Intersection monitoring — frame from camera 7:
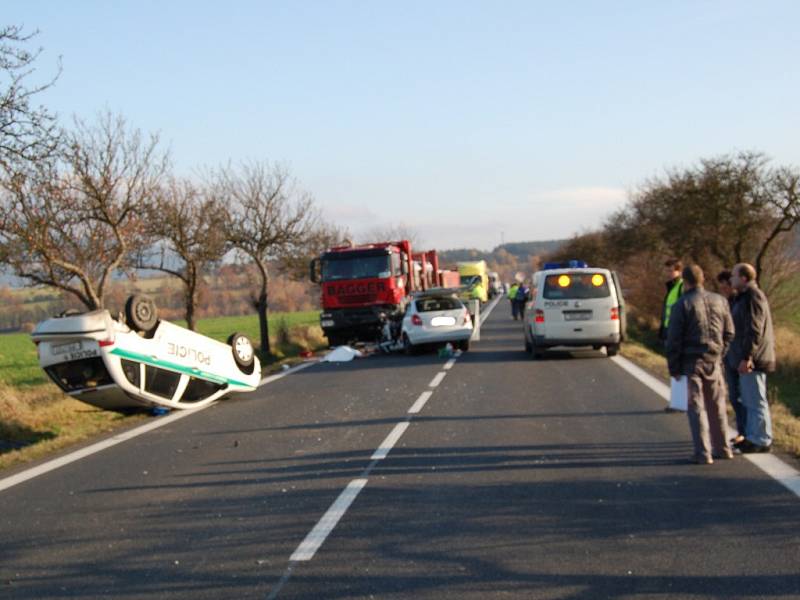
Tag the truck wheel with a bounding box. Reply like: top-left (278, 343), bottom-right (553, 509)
top-left (606, 344), bottom-right (620, 357)
top-left (125, 295), bottom-right (158, 333)
top-left (228, 332), bottom-right (255, 373)
top-left (459, 339), bottom-right (470, 352)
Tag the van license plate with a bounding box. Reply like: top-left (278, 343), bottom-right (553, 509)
top-left (52, 341), bottom-right (82, 355)
top-left (564, 311), bottom-right (592, 321)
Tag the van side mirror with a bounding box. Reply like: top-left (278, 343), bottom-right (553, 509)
top-left (309, 258), bottom-right (320, 283)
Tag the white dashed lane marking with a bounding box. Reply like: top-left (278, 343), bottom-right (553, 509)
top-left (371, 421), bottom-right (411, 460)
top-left (408, 391), bottom-right (433, 414)
top-left (429, 372), bottom-right (447, 388)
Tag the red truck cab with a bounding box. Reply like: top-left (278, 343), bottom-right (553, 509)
top-left (311, 241), bottom-right (413, 346)
top-left (310, 240), bottom-right (451, 346)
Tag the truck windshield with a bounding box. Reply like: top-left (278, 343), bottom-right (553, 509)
top-left (321, 255), bottom-right (392, 281)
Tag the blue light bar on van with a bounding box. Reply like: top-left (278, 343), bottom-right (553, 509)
top-left (543, 260), bottom-right (588, 270)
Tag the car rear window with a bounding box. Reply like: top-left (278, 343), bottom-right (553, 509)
top-left (543, 272), bottom-right (611, 299)
top-left (415, 297), bottom-right (463, 312)
top-left (45, 357), bottom-right (114, 392)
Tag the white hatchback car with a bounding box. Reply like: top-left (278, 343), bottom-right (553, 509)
top-left (31, 295), bottom-right (261, 411)
top-left (523, 267), bottom-right (626, 358)
top-left (400, 291), bottom-right (473, 354)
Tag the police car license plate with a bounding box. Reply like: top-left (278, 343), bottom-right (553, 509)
top-left (563, 311), bottom-right (592, 321)
top-left (52, 341), bottom-right (82, 355)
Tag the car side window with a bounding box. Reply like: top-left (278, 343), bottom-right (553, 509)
top-left (121, 359), bottom-right (141, 388)
top-left (144, 365), bottom-right (181, 399)
top-left (182, 377), bottom-right (225, 403)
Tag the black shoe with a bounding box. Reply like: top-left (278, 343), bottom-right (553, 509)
top-left (737, 439), bottom-right (772, 454)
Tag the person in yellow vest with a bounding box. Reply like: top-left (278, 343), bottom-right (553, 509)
top-left (659, 258), bottom-right (684, 342)
top-left (469, 278), bottom-right (487, 303)
top-left (508, 282), bottom-right (520, 320)
top-left (661, 258), bottom-right (685, 413)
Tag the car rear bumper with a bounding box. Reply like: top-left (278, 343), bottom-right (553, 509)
top-left (408, 328), bottom-right (472, 345)
top-left (533, 334), bottom-right (620, 347)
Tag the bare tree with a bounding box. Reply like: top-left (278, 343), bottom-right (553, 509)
top-left (137, 178), bottom-right (229, 330)
top-left (359, 222), bottom-right (424, 248)
top-left (0, 25), bottom-right (61, 174)
top-left (0, 112), bottom-right (168, 309)
top-left (218, 161), bottom-right (319, 355)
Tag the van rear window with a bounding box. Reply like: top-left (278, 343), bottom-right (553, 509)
top-left (543, 273), bottom-right (611, 299)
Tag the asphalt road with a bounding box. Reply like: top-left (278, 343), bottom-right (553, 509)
top-left (2, 302), bottom-right (800, 599)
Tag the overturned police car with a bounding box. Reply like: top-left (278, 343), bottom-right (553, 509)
top-left (31, 295), bottom-right (261, 411)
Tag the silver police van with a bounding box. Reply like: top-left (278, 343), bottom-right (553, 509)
top-left (523, 262), bottom-right (626, 359)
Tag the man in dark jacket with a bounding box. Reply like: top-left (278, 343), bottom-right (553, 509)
top-left (728, 263), bottom-right (776, 453)
top-left (667, 265), bottom-right (735, 464)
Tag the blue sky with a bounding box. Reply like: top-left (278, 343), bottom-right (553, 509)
top-left (7, 1), bottom-right (800, 250)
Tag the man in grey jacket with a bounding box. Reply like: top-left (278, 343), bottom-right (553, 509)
top-left (728, 263), bottom-right (776, 453)
top-left (667, 265), bottom-right (735, 464)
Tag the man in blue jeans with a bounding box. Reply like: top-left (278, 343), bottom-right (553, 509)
top-left (728, 263), bottom-right (776, 453)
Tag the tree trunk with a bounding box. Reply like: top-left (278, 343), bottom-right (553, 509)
top-left (185, 284), bottom-right (196, 331)
top-left (185, 266), bottom-right (197, 331)
top-left (257, 290), bottom-right (270, 356)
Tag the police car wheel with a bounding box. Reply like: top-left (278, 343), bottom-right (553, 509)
top-left (125, 295), bottom-right (158, 333)
top-left (228, 332), bottom-right (255, 370)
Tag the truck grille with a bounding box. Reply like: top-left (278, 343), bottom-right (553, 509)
top-left (338, 294), bottom-right (377, 305)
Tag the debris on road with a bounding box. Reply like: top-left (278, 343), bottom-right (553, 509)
top-left (323, 346), bottom-right (364, 362)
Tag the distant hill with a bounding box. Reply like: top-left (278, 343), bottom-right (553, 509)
top-left (438, 239), bottom-right (566, 266)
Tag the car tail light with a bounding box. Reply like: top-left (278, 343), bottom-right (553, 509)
top-left (534, 309), bottom-right (545, 323)
top-left (99, 339), bottom-right (115, 347)
top-left (610, 307), bottom-right (619, 321)
top-left (411, 314), bottom-right (423, 326)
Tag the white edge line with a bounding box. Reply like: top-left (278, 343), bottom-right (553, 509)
top-left (290, 478), bottom-right (368, 561)
top-left (479, 295), bottom-right (501, 325)
top-left (744, 454), bottom-right (800, 498)
top-left (371, 421), bottom-right (410, 460)
top-left (0, 359), bottom-right (321, 494)
top-left (429, 371), bottom-right (447, 388)
top-left (443, 358), bottom-right (457, 370)
top-left (260, 359), bottom-right (318, 385)
top-left (610, 355), bottom-right (800, 500)
top-left (408, 391), bottom-right (433, 414)
top-left (610, 355), bottom-right (669, 401)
